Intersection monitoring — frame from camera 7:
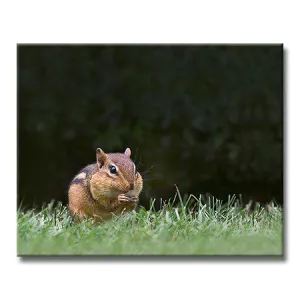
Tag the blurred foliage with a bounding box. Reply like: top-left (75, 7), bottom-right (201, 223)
top-left (18, 45), bottom-right (283, 208)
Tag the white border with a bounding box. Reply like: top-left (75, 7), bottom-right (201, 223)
top-left (1, 1), bottom-right (299, 300)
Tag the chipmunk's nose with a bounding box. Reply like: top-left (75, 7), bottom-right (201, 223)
top-left (129, 183), bottom-right (134, 190)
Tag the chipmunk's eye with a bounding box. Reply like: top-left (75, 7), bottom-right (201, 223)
top-left (109, 165), bottom-right (117, 174)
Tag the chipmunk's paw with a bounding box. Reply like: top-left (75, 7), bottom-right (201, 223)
top-left (118, 194), bottom-right (138, 202)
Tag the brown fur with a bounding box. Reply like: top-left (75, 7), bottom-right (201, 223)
top-left (68, 148), bottom-right (143, 222)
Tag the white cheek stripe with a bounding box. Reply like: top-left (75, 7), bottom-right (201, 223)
top-left (134, 164), bottom-right (136, 177)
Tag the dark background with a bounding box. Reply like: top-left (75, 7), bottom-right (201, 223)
top-left (18, 45), bottom-right (284, 209)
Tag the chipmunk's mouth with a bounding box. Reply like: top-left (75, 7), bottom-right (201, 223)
top-left (115, 183), bottom-right (134, 193)
top-left (116, 186), bottom-right (133, 194)
top-left (114, 188), bottom-right (130, 194)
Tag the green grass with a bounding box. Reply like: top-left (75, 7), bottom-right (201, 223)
top-left (17, 194), bottom-right (283, 256)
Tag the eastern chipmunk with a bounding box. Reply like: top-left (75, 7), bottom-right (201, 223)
top-left (68, 148), bottom-right (143, 222)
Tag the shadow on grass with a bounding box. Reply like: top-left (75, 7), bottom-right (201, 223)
top-left (19, 254), bottom-right (285, 263)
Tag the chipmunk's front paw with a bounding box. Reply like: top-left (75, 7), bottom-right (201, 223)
top-left (118, 194), bottom-right (130, 202)
top-left (118, 194), bottom-right (138, 203)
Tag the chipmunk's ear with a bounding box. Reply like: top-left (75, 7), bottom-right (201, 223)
top-left (96, 148), bottom-right (108, 168)
top-left (124, 148), bottom-right (131, 158)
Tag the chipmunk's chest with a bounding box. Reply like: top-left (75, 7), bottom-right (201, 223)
top-left (95, 196), bottom-right (136, 213)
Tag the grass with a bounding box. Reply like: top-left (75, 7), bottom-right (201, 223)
top-left (17, 193), bottom-right (283, 256)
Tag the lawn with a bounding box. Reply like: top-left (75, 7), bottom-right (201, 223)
top-left (17, 194), bottom-right (283, 256)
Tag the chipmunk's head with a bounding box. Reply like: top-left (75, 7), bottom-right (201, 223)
top-left (91, 147), bottom-right (141, 197)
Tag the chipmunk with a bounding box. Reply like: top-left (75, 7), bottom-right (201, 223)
top-left (68, 148), bottom-right (143, 222)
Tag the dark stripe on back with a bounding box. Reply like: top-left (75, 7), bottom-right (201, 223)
top-left (71, 177), bottom-right (84, 185)
top-left (69, 164), bottom-right (97, 188)
top-left (79, 164), bottom-right (97, 175)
